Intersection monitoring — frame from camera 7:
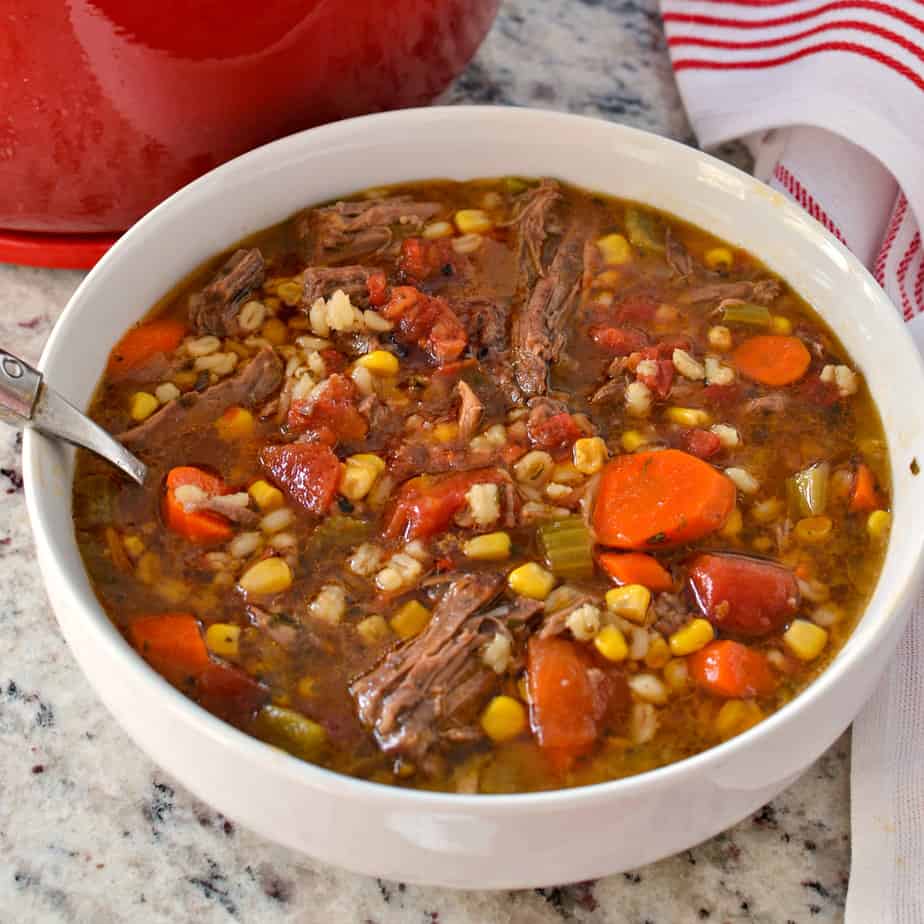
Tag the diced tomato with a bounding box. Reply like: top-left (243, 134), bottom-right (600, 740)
top-left (398, 237), bottom-right (454, 282)
top-left (688, 640), bottom-right (777, 698)
top-left (385, 468), bottom-right (506, 540)
top-left (615, 293), bottom-right (659, 324)
top-left (382, 285), bottom-right (467, 363)
top-left (527, 637), bottom-right (607, 770)
top-left (260, 442), bottom-right (340, 515)
top-left (680, 428), bottom-right (722, 460)
top-left (367, 270), bottom-right (388, 307)
top-left (687, 553), bottom-right (800, 637)
top-left (320, 348), bottom-right (347, 374)
top-left (589, 326), bottom-right (648, 355)
top-left (701, 383), bottom-right (743, 406)
top-left (527, 412), bottom-right (583, 451)
top-left (642, 337), bottom-right (691, 359)
top-left (798, 374), bottom-right (841, 407)
top-left (287, 373), bottom-right (368, 443)
top-left (637, 358), bottom-right (674, 398)
top-left (198, 662), bottom-right (268, 721)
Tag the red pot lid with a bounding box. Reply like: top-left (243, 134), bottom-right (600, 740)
top-left (0, 230), bottom-right (119, 270)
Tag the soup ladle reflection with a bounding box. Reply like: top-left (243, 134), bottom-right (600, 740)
top-left (0, 348), bottom-right (146, 486)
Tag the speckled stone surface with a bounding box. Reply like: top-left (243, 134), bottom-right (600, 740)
top-left (0, 2), bottom-right (848, 921)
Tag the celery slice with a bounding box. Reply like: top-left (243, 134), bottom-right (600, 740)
top-left (787, 462), bottom-right (830, 517)
top-left (538, 516), bottom-right (595, 579)
top-left (721, 302), bottom-right (772, 326)
top-left (625, 207), bottom-right (665, 253)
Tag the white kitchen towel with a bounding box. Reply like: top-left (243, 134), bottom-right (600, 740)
top-left (656, 1), bottom-right (924, 920)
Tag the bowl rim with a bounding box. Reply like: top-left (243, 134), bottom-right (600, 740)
top-left (24, 104), bottom-right (924, 811)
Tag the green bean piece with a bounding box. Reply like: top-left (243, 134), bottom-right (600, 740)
top-left (625, 207), bottom-right (665, 253)
top-left (255, 705), bottom-right (326, 760)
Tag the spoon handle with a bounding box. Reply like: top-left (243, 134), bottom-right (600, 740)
top-left (0, 349), bottom-right (147, 486)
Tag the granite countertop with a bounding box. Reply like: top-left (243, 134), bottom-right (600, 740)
top-left (0, 1), bottom-right (850, 921)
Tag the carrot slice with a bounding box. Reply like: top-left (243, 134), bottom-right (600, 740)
top-left (688, 640), bottom-right (777, 699)
top-left (592, 450), bottom-right (736, 549)
top-left (163, 466), bottom-right (233, 544)
top-left (527, 637), bottom-right (603, 767)
top-left (107, 318), bottom-right (186, 377)
top-left (732, 334), bottom-right (811, 386)
top-left (597, 551), bottom-right (673, 591)
top-left (850, 463), bottom-right (880, 512)
top-left (129, 613), bottom-right (211, 684)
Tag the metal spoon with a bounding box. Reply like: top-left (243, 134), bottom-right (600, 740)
top-left (0, 348), bottom-right (147, 486)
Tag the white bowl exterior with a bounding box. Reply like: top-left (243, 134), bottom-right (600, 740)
top-left (24, 107), bottom-right (924, 888)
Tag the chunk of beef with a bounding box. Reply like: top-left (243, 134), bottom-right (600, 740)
top-left (119, 347), bottom-right (283, 456)
top-left (507, 178), bottom-right (562, 282)
top-left (453, 296), bottom-right (510, 363)
top-left (296, 196), bottom-right (441, 265)
top-left (651, 591), bottom-right (690, 636)
top-left (456, 380), bottom-right (483, 443)
top-left (511, 218), bottom-right (594, 397)
top-left (665, 228), bottom-right (694, 280)
top-left (388, 440), bottom-right (502, 483)
top-left (350, 574), bottom-right (503, 763)
top-left (302, 265), bottom-right (373, 308)
top-left (539, 593), bottom-right (594, 638)
top-left (188, 248), bottom-right (265, 337)
top-left (679, 278), bottom-right (782, 305)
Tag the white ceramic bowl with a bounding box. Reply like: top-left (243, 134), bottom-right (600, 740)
top-left (23, 107), bottom-right (924, 889)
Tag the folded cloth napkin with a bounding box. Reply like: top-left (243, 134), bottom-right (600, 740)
top-left (657, 2), bottom-right (924, 919)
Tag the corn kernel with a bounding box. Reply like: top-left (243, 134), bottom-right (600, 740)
top-left (605, 584), bottom-right (651, 624)
top-left (645, 636), bottom-right (672, 669)
top-left (508, 562), bottom-right (557, 600)
top-left (708, 325), bottom-right (733, 352)
top-left (704, 247), bottom-right (734, 271)
top-left (715, 700), bottom-right (763, 739)
top-left (433, 421), bottom-right (459, 443)
top-left (666, 407), bottom-right (711, 427)
top-left (621, 430), bottom-right (649, 452)
top-left (720, 507), bottom-right (743, 538)
top-left (122, 535), bottom-right (144, 559)
top-left (249, 479), bottom-right (285, 512)
top-left (463, 531), bottom-right (512, 561)
top-left (423, 220), bottom-right (453, 239)
top-left (136, 551), bottom-right (161, 584)
top-left (239, 557), bottom-right (292, 595)
top-left (215, 406), bottom-right (255, 440)
top-left (205, 623), bottom-right (241, 658)
top-left (794, 515), bottom-right (833, 544)
top-left (129, 391), bottom-right (159, 422)
top-left (390, 600), bottom-right (432, 639)
top-left (356, 615), bottom-right (391, 645)
top-left (594, 625), bottom-right (629, 662)
top-left (480, 695), bottom-right (527, 742)
top-left (573, 436), bottom-right (608, 475)
top-left (454, 209), bottom-right (494, 235)
top-left (340, 453), bottom-right (386, 501)
top-left (261, 318), bottom-right (288, 346)
top-left (669, 618), bottom-right (715, 656)
top-left (596, 232), bottom-right (633, 265)
top-left (771, 315), bottom-right (793, 334)
top-left (357, 350), bottom-right (399, 376)
top-left (867, 509), bottom-right (891, 540)
top-left (784, 619), bottom-right (828, 661)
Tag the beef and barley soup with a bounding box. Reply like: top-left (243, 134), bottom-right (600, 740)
top-left (73, 178), bottom-right (891, 793)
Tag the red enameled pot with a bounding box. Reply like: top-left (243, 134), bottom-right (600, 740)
top-left (0, 0), bottom-right (499, 268)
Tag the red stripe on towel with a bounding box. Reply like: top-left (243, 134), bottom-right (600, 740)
top-left (772, 164), bottom-right (848, 243)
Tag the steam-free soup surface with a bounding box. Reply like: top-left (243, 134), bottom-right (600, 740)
top-left (73, 177), bottom-right (890, 793)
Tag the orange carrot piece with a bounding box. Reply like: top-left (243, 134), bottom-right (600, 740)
top-left (129, 613), bottom-right (211, 684)
top-left (732, 335), bottom-right (811, 386)
top-left (688, 640), bottom-right (777, 699)
top-left (527, 637), bottom-right (601, 765)
top-left (163, 466), bottom-right (233, 544)
top-left (107, 318), bottom-right (186, 377)
top-left (592, 450), bottom-right (736, 549)
top-left (597, 551), bottom-right (673, 591)
top-left (850, 463), bottom-right (880, 512)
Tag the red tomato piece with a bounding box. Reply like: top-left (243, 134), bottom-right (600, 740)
top-left (382, 285), bottom-right (467, 363)
top-left (367, 270), bottom-right (388, 307)
top-left (385, 468), bottom-right (506, 540)
top-left (287, 373), bottom-right (368, 443)
top-left (637, 358), bottom-right (674, 398)
top-left (198, 663), bottom-right (268, 721)
top-left (527, 412), bottom-right (583, 451)
top-left (687, 553), bottom-right (800, 637)
top-left (260, 442), bottom-right (340, 515)
top-left (680, 428), bottom-right (722, 460)
top-left (398, 237), bottom-right (454, 282)
top-left (615, 293), bottom-right (659, 324)
top-left (701, 383), bottom-right (744, 406)
top-left (589, 326), bottom-right (648, 355)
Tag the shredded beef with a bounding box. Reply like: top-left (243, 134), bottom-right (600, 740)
top-left (507, 178), bottom-right (562, 282)
top-left (302, 265), bottom-right (373, 308)
top-left (679, 278), bottom-right (782, 306)
top-left (665, 228), bottom-right (694, 280)
top-left (119, 347), bottom-right (283, 456)
top-left (188, 248), bottom-right (265, 337)
top-left (350, 574), bottom-right (503, 762)
top-left (296, 196), bottom-right (441, 265)
top-left (456, 380), bottom-right (483, 442)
